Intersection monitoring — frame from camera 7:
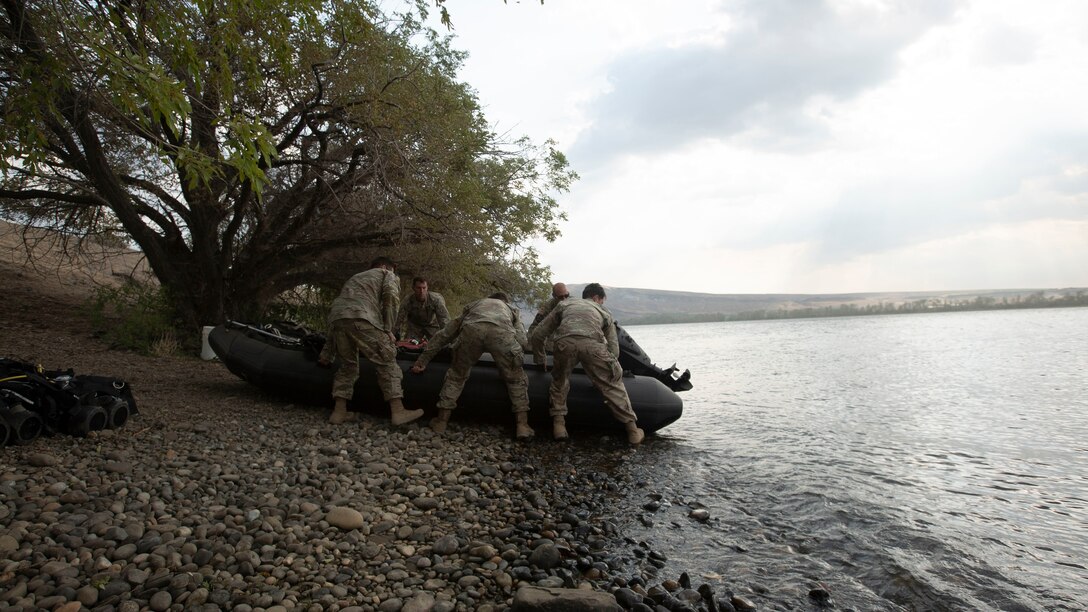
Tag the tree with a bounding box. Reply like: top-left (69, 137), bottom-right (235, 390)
top-left (1, 0), bottom-right (573, 327)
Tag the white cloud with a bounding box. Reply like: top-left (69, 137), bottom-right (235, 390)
top-left (437, 0), bottom-right (1088, 293)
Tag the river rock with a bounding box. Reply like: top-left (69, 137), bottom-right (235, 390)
top-left (403, 592), bottom-right (436, 612)
top-left (326, 506), bottom-right (365, 530)
top-left (0, 534), bottom-right (19, 554)
top-left (512, 586), bottom-right (622, 611)
top-left (528, 543), bottom-right (561, 569)
top-left (433, 535), bottom-right (459, 555)
top-left (27, 453), bottom-right (59, 466)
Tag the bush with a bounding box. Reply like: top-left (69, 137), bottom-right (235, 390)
top-left (262, 284), bottom-right (335, 331)
top-left (87, 281), bottom-right (184, 354)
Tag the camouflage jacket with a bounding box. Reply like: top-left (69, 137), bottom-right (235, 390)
top-left (527, 295), bottom-right (563, 338)
top-left (326, 268), bottom-right (400, 333)
top-left (416, 298), bottom-right (528, 367)
top-left (396, 292), bottom-right (450, 336)
top-left (529, 298), bottom-right (618, 358)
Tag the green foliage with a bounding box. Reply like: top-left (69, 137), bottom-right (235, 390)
top-left (262, 285), bottom-right (337, 330)
top-left (88, 282), bottom-right (183, 355)
top-left (1, 0), bottom-right (574, 327)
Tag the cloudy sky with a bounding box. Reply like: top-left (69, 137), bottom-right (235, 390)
top-left (435, 0), bottom-right (1088, 295)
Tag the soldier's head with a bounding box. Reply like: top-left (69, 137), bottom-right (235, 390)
top-left (552, 282), bottom-right (570, 300)
top-left (370, 256), bottom-right (395, 272)
top-left (412, 277), bottom-right (429, 301)
top-left (582, 283), bottom-right (606, 304)
top-left (488, 292), bottom-right (510, 303)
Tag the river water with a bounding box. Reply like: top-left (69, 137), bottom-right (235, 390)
top-left (609, 307), bottom-right (1088, 611)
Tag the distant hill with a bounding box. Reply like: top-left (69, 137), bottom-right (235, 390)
top-left (520, 284), bottom-right (1088, 326)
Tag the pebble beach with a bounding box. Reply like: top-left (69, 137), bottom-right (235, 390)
top-left (0, 249), bottom-right (761, 612)
top-left (1, 383), bottom-right (748, 612)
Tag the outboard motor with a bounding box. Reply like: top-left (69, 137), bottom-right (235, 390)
top-left (616, 324), bottom-right (693, 392)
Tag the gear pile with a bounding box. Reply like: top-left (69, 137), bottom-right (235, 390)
top-left (0, 358), bottom-right (138, 447)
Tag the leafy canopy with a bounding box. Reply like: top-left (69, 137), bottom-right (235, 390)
top-left (1, 0), bottom-right (574, 327)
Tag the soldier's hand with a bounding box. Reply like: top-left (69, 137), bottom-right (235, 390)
top-left (410, 363), bottom-right (426, 374)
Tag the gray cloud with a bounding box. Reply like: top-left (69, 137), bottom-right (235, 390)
top-left (570, 0), bottom-right (961, 166)
top-left (726, 130), bottom-right (1088, 262)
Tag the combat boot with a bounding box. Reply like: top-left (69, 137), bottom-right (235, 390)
top-left (389, 398), bottom-right (423, 426)
top-left (430, 409), bottom-right (453, 433)
top-left (329, 398), bottom-right (356, 424)
top-left (552, 415), bottom-right (568, 440)
top-left (625, 421), bottom-right (645, 445)
top-left (514, 412), bottom-right (534, 441)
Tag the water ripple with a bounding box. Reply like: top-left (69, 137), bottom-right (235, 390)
top-left (619, 308), bottom-right (1088, 611)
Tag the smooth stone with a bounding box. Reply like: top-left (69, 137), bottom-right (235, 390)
top-left (0, 534), bottom-right (21, 553)
top-left (614, 588), bottom-right (642, 608)
top-left (149, 590), bottom-right (173, 611)
top-left (378, 598), bottom-right (403, 612)
top-left (76, 585), bottom-right (99, 606)
top-left (528, 544), bottom-right (561, 570)
top-left (412, 497), bottom-right (439, 511)
top-left (512, 586), bottom-right (622, 611)
top-left (326, 506), bottom-right (365, 530)
top-left (403, 592), bottom-right (436, 612)
top-left (432, 535), bottom-right (459, 555)
top-left (732, 595), bottom-right (757, 611)
top-left (104, 461), bottom-right (133, 474)
top-left (28, 453), bottom-right (59, 467)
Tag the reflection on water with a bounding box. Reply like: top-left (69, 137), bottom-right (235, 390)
top-left (618, 308), bottom-right (1088, 611)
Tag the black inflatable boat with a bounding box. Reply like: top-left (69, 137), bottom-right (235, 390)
top-left (208, 321), bottom-right (690, 435)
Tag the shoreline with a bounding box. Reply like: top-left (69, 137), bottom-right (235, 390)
top-left (0, 252), bottom-right (757, 611)
top-left (0, 376), bottom-right (738, 611)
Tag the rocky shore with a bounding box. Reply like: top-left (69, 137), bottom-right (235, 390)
top-left (1, 382), bottom-right (752, 612)
top-left (0, 248), bottom-right (763, 612)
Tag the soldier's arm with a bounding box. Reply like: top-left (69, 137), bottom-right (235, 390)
top-left (433, 294), bottom-right (450, 328)
top-left (603, 313), bottom-right (619, 358)
top-left (529, 308), bottom-right (560, 360)
top-left (394, 302), bottom-right (408, 338)
top-left (414, 309), bottom-right (464, 369)
top-left (527, 297), bottom-right (557, 336)
top-left (510, 307), bottom-right (530, 352)
top-left (380, 271), bottom-right (400, 336)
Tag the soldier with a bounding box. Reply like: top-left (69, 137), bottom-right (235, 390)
top-left (396, 277), bottom-right (450, 342)
top-left (529, 283), bottom-right (645, 445)
top-left (527, 282), bottom-right (570, 364)
top-left (319, 256), bottom-right (424, 426)
top-left (409, 292), bottom-right (534, 440)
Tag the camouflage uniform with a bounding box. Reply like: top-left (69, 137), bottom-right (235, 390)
top-left (529, 298), bottom-right (637, 424)
top-left (396, 292), bottom-right (450, 341)
top-left (416, 298), bottom-right (530, 414)
top-left (326, 268), bottom-right (403, 401)
top-left (527, 295), bottom-right (563, 363)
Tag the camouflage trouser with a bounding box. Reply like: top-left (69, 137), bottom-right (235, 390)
top-left (438, 324), bottom-right (529, 413)
top-left (405, 321), bottom-right (441, 342)
top-left (549, 336), bottom-right (637, 424)
top-left (329, 319), bottom-right (403, 401)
